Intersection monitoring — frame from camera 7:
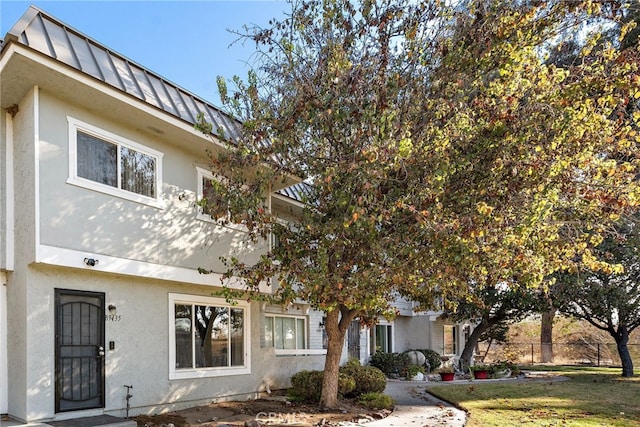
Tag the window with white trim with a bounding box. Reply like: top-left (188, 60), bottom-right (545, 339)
top-left (443, 325), bottom-right (458, 355)
top-left (196, 167), bottom-right (229, 221)
top-left (369, 323), bottom-right (392, 354)
top-left (264, 315), bottom-right (307, 350)
top-left (169, 294), bottom-right (250, 379)
top-left (67, 117), bottom-right (163, 207)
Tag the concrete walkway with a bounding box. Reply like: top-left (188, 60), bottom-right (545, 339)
top-left (359, 371), bottom-right (567, 427)
top-left (0, 415), bottom-right (134, 427)
top-left (363, 380), bottom-right (467, 427)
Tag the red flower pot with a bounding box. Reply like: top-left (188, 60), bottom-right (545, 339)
top-left (439, 372), bottom-right (455, 381)
top-left (473, 370), bottom-right (489, 379)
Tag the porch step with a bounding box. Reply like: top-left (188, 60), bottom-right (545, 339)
top-left (46, 415), bottom-right (136, 427)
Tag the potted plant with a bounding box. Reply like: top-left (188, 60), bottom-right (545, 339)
top-left (438, 366), bottom-right (455, 381)
top-left (470, 364), bottom-right (490, 379)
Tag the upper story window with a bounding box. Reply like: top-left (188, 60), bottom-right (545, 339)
top-left (196, 166), bottom-right (230, 221)
top-left (68, 117), bottom-right (163, 208)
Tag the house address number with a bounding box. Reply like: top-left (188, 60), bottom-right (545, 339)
top-left (105, 314), bottom-right (122, 322)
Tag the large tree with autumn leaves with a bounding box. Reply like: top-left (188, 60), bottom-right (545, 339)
top-left (198, 0), bottom-right (640, 408)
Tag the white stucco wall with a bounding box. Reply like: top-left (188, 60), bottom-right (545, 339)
top-left (36, 91), bottom-right (266, 274)
top-left (6, 87), bottom-right (38, 422)
top-left (393, 316), bottom-right (433, 353)
top-left (18, 264), bottom-right (326, 422)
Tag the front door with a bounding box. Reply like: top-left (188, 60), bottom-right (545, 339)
top-left (55, 289), bottom-right (105, 412)
top-left (347, 320), bottom-right (361, 361)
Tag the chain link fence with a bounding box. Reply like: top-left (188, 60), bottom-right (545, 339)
top-left (477, 341), bottom-right (640, 367)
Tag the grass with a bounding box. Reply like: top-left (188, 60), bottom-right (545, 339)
top-left (426, 366), bottom-right (640, 426)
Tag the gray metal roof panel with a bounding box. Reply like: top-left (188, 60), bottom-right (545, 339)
top-left (4, 5), bottom-right (241, 142)
top-left (276, 182), bottom-right (313, 203)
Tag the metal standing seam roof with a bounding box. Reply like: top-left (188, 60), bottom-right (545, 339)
top-left (276, 182), bottom-right (313, 203)
top-left (1, 5), bottom-right (242, 142)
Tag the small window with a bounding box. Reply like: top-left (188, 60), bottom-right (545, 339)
top-left (443, 325), bottom-right (458, 355)
top-left (264, 315), bottom-right (307, 351)
top-left (271, 232), bottom-right (281, 251)
top-left (169, 294), bottom-right (250, 379)
top-left (322, 317), bottom-right (328, 349)
top-left (196, 167), bottom-right (229, 221)
top-left (370, 324), bottom-right (392, 354)
top-left (68, 117), bottom-right (163, 207)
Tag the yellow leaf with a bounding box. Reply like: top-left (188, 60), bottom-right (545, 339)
top-left (476, 202), bottom-right (495, 216)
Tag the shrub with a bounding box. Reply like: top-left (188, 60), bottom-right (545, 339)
top-left (369, 351), bottom-right (410, 376)
top-left (289, 370), bottom-right (356, 402)
top-left (359, 392), bottom-right (395, 410)
top-left (404, 364), bottom-right (426, 379)
top-left (338, 372), bottom-right (357, 397)
top-left (345, 357), bottom-right (361, 367)
top-left (290, 370), bottom-right (322, 401)
top-left (413, 349), bottom-right (442, 371)
top-left (340, 365), bottom-right (387, 395)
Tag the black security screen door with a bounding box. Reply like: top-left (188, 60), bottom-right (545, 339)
top-left (55, 289), bottom-right (105, 412)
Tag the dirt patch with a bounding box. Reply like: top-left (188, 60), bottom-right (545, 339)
top-left (131, 396), bottom-right (390, 426)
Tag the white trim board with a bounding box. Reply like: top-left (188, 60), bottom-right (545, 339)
top-left (4, 112), bottom-right (15, 271)
top-left (36, 244), bottom-right (226, 287)
top-left (0, 273), bottom-right (7, 413)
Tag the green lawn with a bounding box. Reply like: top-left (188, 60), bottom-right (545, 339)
top-left (426, 367), bottom-right (640, 426)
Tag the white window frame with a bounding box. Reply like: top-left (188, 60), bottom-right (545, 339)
top-left (264, 314), bottom-right (309, 355)
top-left (67, 116), bottom-right (164, 208)
top-left (169, 293), bottom-right (251, 379)
top-left (369, 322), bottom-right (394, 355)
top-left (196, 166), bottom-right (229, 222)
top-left (443, 325), bottom-right (458, 355)
top-left (196, 167), bottom-right (251, 234)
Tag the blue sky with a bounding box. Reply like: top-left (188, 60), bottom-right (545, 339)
top-left (0, 1), bottom-right (288, 105)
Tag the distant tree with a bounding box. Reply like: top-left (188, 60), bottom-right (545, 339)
top-left (558, 214), bottom-right (640, 377)
top-left (475, 322), bottom-right (510, 363)
top-left (443, 282), bottom-right (542, 370)
top-left (539, 304), bottom-right (557, 363)
top-left (538, 0), bottom-right (640, 366)
top-left (198, 0), bottom-right (640, 407)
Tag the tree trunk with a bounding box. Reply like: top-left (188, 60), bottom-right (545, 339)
top-left (460, 320), bottom-right (489, 371)
top-left (540, 308), bottom-right (556, 363)
top-left (615, 326), bottom-right (634, 377)
top-left (319, 307), bottom-right (355, 409)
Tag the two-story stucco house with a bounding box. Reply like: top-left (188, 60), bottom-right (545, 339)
top-left (0, 6), bottom-right (471, 424)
